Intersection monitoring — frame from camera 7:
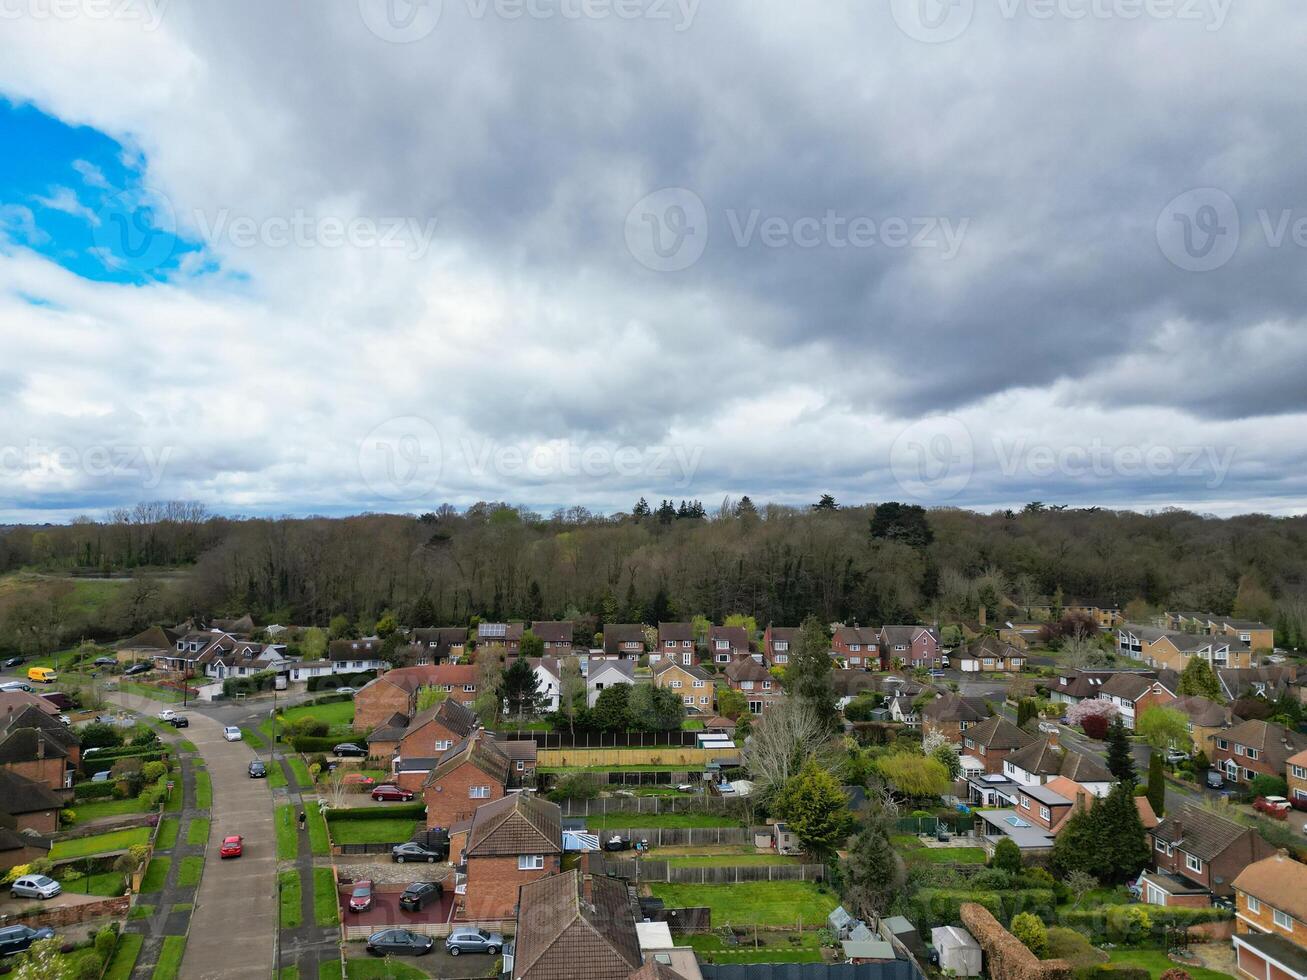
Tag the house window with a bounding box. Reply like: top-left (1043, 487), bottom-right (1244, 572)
top-left (851, 644), bottom-right (861, 652)
top-left (1155, 839), bottom-right (1169, 854)
top-left (741, 681), bottom-right (753, 690)
top-left (1021, 796), bottom-right (1031, 810)
top-left (1245, 748), bottom-right (1258, 761)
top-left (435, 740), bottom-right (452, 751)
top-left (693, 680), bottom-right (705, 688)
top-left (775, 654), bottom-right (787, 664)
top-left (700, 696), bottom-right (709, 705)
top-left (775, 642), bottom-right (788, 652)
top-left (1039, 806), bottom-right (1050, 821)
top-left (1235, 745), bottom-right (1245, 756)
top-left (463, 684), bottom-right (475, 693)
top-left (682, 653), bottom-right (691, 666)
top-left (895, 644), bottom-right (906, 651)
top-left (715, 640), bottom-right (728, 650)
top-left (983, 659), bottom-right (994, 667)
top-left (762, 681), bottom-right (772, 690)
top-left (1247, 895), bottom-right (1261, 914)
top-left (1293, 765), bottom-right (1307, 780)
top-left (1273, 908), bottom-right (1292, 930)
top-left (516, 761), bottom-right (525, 771)
top-left (469, 786), bottom-right (491, 799)
top-left (1185, 854), bottom-right (1202, 874)
top-left (683, 697), bottom-right (694, 705)
top-left (518, 854), bottom-right (545, 871)
top-left (670, 680), bottom-right (682, 689)
top-left (1216, 738), bottom-right (1228, 750)
top-left (748, 700), bottom-right (763, 713)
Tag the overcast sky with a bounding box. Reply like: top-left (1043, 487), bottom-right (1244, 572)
top-left (1, 0), bottom-right (1305, 522)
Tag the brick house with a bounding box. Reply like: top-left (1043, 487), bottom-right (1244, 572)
top-left (653, 622), bottom-right (695, 665)
top-left (1097, 673), bottom-right (1177, 730)
top-left (955, 636), bottom-right (1026, 673)
top-left (762, 625), bottom-right (798, 668)
top-left (1287, 749), bottom-right (1307, 809)
top-left (603, 625), bottom-right (647, 659)
top-left (396, 698), bottom-right (480, 760)
top-left (353, 664), bottom-right (479, 732)
top-left (723, 658), bottom-right (780, 714)
top-left (0, 812), bottom-right (52, 872)
top-left (407, 627), bottom-right (468, 663)
top-left (831, 626), bottom-right (879, 668)
top-left (452, 793), bottom-right (562, 921)
top-left (0, 770), bottom-right (64, 834)
top-left (1172, 695), bottom-right (1235, 755)
top-left (1210, 720), bottom-right (1307, 788)
top-left (1231, 853), bottom-right (1307, 980)
top-left (708, 626), bottom-right (750, 664)
top-left (511, 870), bottom-right (645, 980)
top-left (0, 728), bottom-right (72, 791)
top-left (920, 694), bottom-right (992, 746)
top-left (1144, 802), bottom-right (1276, 905)
top-left (880, 626), bottom-right (940, 669)
top-left (1001, 735), bottom-right (1113, 796)
top-left (1117, 626), bottom-right (1254, 672)
top-left (961, 716), bottom-right (1035, 775)
top-left (651, 661), bottom-right (714, 712)
top-left (1166, 613), bottom-right (1277, 658)
top-left (1218, 667), bottom-right (1300, 703)
top-left (478, 622), bottom-right (526, 655)
top-left (530, 621), bottom-right (574, 654)
top-left (423, 730), bottom-right (513, 828)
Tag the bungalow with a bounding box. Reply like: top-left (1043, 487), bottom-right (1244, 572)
top-left (197, 637), bottom-right (289, 679)
top-left (587, 660), bottom-right (635, 707)
top-left (831, 627), bottom-right (879, 669)
top-left (1097, 673), bottom-right (1177, 731)
top-left (880, 626), bottom-right (940, 670)
top-left (653, 622), bottom-right (695, 665)
top-left (115, 625), bottom-right (182, 666)
top-left (1231, 853), bottom-right (1307, 980)
top-left (511, 870), bottom-right (643, 980)
top-left (1143, 802), bottom-right (1276, 906)
top-left (407, 627), bottom-right (468, 663)
top-left (1210, 719), bottom-right (1307, 787)
top-left (763, 625), bottom-right (798, 667)
top-left (531, 621), bottom-right (575, 654)
top-left (960, 716), bottom-right (1034, 775)
top-left (603, 625), bottom-right (647, 660)
top-left (478, 622), bottom-right (525, 654)
top-left (955, 636), bottom-right (1026, 673)
top-left (920, 694), bottom-right (992, 746)
top-left (326, 637), bottom-right (390, 673)
top-left (708, 625), bottom-right (750, 664)
top-left (724, 658), bottom-right (781, 714)
top-left (651, 661), bottom-right (714, 712)
top-left (453, 792), bottom-right (563, 921)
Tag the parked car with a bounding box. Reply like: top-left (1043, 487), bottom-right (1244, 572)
top-left (166, 715), bottom-right (189, 728)
top-left (391, 840), bottom-right (448, 864)
top-left (366, 929), bottom-right (434, 957)
top-left (445, 928), bottom-right (503, 956)
top-left (93, 657), bottom-right (117, 667)
top-left (1038, 721), bottom-right (1060, 735)
top-left (603, 835), bottom-right (631, 852)
top-left (399, 881), bottom-right (443, 911)
top-left (157, 709), bottom-right (177, 722)
top-left (348, 880), bottom-right (374, 912)
top-left (675, 783), bottom-right (695, 793)
top-left (332, 743), bottom-right (367, 758)
top-left (1291, 794), bottom-right (1307, 812)
top-left (1164, 749), bottom-right (1189, 765)
top-left (9, 875), bottom-right (62, 900)
top-left (1206, 769), bottom-right (1225, 788)
top-left (371, 784), bottom-right (413, 802)
top-left (0, 681), bottom-right (33, 692)
top-left (26, 667), bottom-right (56, 684)
top-left (91, 770), bottom-right (113, 783)
top-left (223, 726), bottom-right (242, 742)
top-left (335, 687), bottom-right (357, 696)
top-left (219, 835), bottom-right (244, 858)
top-left (248, 761), bottom-right (267, 778)
top-left (1254, 796), bottom-right (1292, 819)
top-left (0, 925), bottom-right (55, 958)
top-left (123, 662), bottom-right (152, 675)
top-left (1, 656), bottom-right (26, 670)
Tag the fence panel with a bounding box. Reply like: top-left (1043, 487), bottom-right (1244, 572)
top-left (491, 729), bottom-right (701, 749)
top-left (591, 827), bottom-right (756, 847)
top-left (559, 794), bottom-right (736, 817)
top-left (594, 858), bottom-right (824, 883)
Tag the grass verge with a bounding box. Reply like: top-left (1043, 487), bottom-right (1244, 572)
top-left (129, 903), bottom-right (156, 920)
top-left (313, 867), bottom-right (341, 927)
top-left (103, 933), bottom-right (144, 980)
top-left (288, 756), bottom-right (313, 787)
top-left (307, 805), bottom-right (330, 856)
top-left (152, 935), bottom-right (186, 980)
top-left (279, 869), bottom-right (303, 928)
top-left (156, 817), bottom-right (180, 849)
top-left (276, 804), bottom-right (299, 860)
top-left (186, 817), bottom-right (210, 846)
top-left (140, 856), bottom-right (171, 893)
top-left (178, 855), bottom-right (203, 887)
top-left (195, 770), bottom-right (212, 809)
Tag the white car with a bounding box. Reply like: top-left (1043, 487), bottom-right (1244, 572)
top-left (223, 726), bottom-right (242, 742)
top-left (1038, 721), bottom-right (1060, 734)
top-left (10, 875), bottom-right (61, 900)
top-left (335, 687), bottom-right (357, 696)
top-left (157, 709), bottom-right (177, 722)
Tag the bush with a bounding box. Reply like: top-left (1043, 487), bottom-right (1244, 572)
top-left (289, 735), bottom-right (340, 753)
top-left (991, 837), bottom-right (1023, 873)
top-left (141, 761), bottom-right (167, 783)
top-left (1159, 971), bottom-right (1193, 980)
top-left (1046, 927), bottom-right (1105, 967)
top-left (1011, 912), bottom-right (1048, 958)
top-left (74, 779), bottom-right (118, 800)
top-left (547, 772), bottom-right (601, 802)
top-left (324, 803), bottom-right (425, 822)
top-left (1251, 774), bottom-right (1289, 798)
top-left (80, 723), bottom-right (125, 751)
top-left (60, 808), bottom-right (76, 827)
top-left (1058, 905), bottom-right (1229, 944)
top-left (94, 926), bottom-right (117, 963)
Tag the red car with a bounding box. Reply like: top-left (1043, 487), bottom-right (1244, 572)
top-left (1254, 796), bottom-right (1292, 819)
top-left (342, 773), bottom-right (377, 788)
top-left (348, 879), bottom-right (373, 912)
top-left (371, 785), bottom-right (415, 802)
top-left (219, 835), bottom-right (244, 858)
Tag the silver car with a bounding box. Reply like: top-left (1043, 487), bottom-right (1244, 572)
top-left (10, 875), bottom-right (61, 900)
top-left (445, 927), bottom-right (503, 956)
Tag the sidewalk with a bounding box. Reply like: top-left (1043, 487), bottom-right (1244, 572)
top-left (276, 752), bottom-right (343, 976)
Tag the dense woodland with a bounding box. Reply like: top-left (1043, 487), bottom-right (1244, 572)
top-left (2, 498), bottom-right (1307, 654)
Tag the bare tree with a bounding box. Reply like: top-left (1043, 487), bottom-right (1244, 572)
top-left (743, 699), bottom-right (835, 799)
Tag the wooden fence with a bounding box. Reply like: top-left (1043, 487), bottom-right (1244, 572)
top-left (560, 794), bottom-right (737, 816)
top-left (596, 858), bottom-right (825, 883)
top-left (650, 907), bottom-right (712, 934)
top-left (590, 826), bottom-right (758, 847)
top-left (493, 729), bottom-right (703, 748)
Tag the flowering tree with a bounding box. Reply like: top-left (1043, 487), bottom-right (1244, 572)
top-left (1067, 698), bottom-right (1118, 739)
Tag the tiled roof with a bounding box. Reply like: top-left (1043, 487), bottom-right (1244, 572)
top-left (531, 622), bottom-right (574, 644)
top-left (921, 693), bottom-right (990, 723)
top-left (651, 661), bottom-right (712, 682)
top-left (406, 698), bottom-right (479, 741)
top-left (328, 637), bottom-right (386, 661)
top-left (0, 812), bottom-right (51, 855)
top-left (0, 727), bottom-right (69, 764)
top-left (1058, 748), bottom-right (1112, 783)
top-left (657, 622), bottom-right (694, 642)
top-left (1233, 853), bottom-right (1307, 927)
top-left (465, 793), bottom-right (561, 857)
top-left (604, 625), bottom-right (647, 655)
top-left (513, 871), bottom-right (641, 980)
top-left (833, 626), bottom-right (880, 646)
top-left (724, 659), bottom-right (770, 683)
top-left (0, 770), bottom-right (64, 812)
top-left (960, 636), bottom-right (1023, 660)
top-left (425, 731), bottom-right (510, 787)
top-left (1172, 695), bottom-right (1229, 728)
top-left (1219, 719), bottom-right (1307, 770)
top-left (478, 622), bottom-right (526, 642)
top-left (965, 716), bottom-right (1034, 751)
top-left (1233, 931), bottom-right (1307, 979)
top-left (1152, 802), bottom-right (1249, 862)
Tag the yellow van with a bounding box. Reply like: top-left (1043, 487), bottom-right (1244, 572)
top-left (27, 667), bottom-right (57, 684)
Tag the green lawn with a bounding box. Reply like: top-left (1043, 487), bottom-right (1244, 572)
top-left (307, 806), bottom-right (330, 856)
top-left (186, 817), bottom-right (210, 846)
top-left (276, 804), bottom-right (299, 859)
top-left (1107, 950), bottom-right (1232, 980)
top-left (269, 764), bottom-right (288, 789)
top-left (171, 902), bottom-right (192, 913)
top-left (140, 856), bottom-right (171, 893)
top-left (178, 740), bottom-right (198, 753)
top-left (195, 770), bottom-right (212, 809)
top-left (279, 968), bottom-right (301, 980)
top-left (666, 854), bottom-right (799, 867)
top-left (313, 867), bottom-right (340, 927)
top-left (344, 959), bottom-right (432, 979)
top-left (279, 869), bottom-right (303, 928)
top-left (50, 826), bottom-right (152, 860)
top-left (67, 870), bottom-right (127, 896)
top-left (104, 933), bottom-right (144, 980)
top-left (288, 756), bottom-right (313, 787)
top-left (152, 935), bottom-right (186, 980)
top-left (178, 856), bottom-right (204, 887)
top-left (685, 933), bottom-right (823, 964)
top-left (326, 817), bottom-right (418, 845)
top-left (320, 962), bottom-right (345, 980)
top-left (116, 681), bottom-right (188, 703)
top-left (280, 700), bottom-right (355, 727)
top-left (70, 797), bottom-right (152, 823)
top-left (156, 817), bottom-right (180, 849)
top-left (906, 846), bottom-right (988, 865)
top-left (129, 903), bottom-right (156, 920)
top-left (242, 727), bottom-right (266, 748)
top-left (586, 812), bottom-right (744, 830)
top-left (648, 882), bottom-right (839, 927)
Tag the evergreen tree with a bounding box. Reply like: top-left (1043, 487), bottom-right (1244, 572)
top-left (813, 494), bottom-right (839, 511)
top-left (408, 593), bottom-right (436, 627)
top-left (1096, 781), bottom-right (1151, 882)
top-left (781, 615), bottom-right (838, 725)
top-left (592, 683), bottom-right (632, 732)
top-left (650, 587), bottom-right (673, 625)
top-left (632, 497), bottom-right (651, 520)
top-left (500, 653), bottom-right (542, 720)
top-left (1178, 657), bottom-right (1223, 701)
top-left (1146, 751), bottom-right (1166, 818)
top-left (655, 499), bottom-right (676, 524)
top-left (1105, 717), bottom-right (1137, 785)
top-left (991, 837), bottom-right (1023, 873)
top-left (868, 501), bottom-right (934, 549)
top-left (774, 759), bottom-right (854, 860)
top-left (1017, 698), bottom-right (1039, 728)
top-left (1050, 802), bottom-right (1098, 878)
top-left (519, 629), bottom-right (544, 659)
top-left (843, 823), bottom-right (902, 919)
top-left (526, 581), bottom-right (544, 620)
top-left (736, 495), bottom-right (758, 519)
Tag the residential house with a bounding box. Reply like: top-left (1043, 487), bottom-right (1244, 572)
top-left (763, 625), bottom-right (798, 668)
top-left (723, 658), bottom-right (780, 714)
top-left (955, 636), bottom-right (1026, 673)
top-left (960, 716), bottom-right (1035, 775)
top-left (920, 694), bottom-right (992, 746)
top-left (353, 664), bottom-right (479, 731)
top-left (998, 621), bottom-right (1044, 651)
top-left (888, 695), bottom-right (920, 726)
top-left (531, 621), bottom-right (575, 654)
top-left (0, 727), bottom-right (73, 791)
top-left (1117, 625), bottom-right (1254, 671)
top-left (1231, 853), bottom-right (1307, 980)
top-left (1047, 669), bottom-right (1120, 707)
top-left (603, 625), bottom-right (647, 660)
top-left (0, 690), bottom-right (59, 721)
top-left (981, 777), bottom-right (1160, 856)
top-left (1172, 695), bottom-right (1234, 754)
top-left (1063, 599), bottom-right (1124, 629)
top-left (880, 626), bottom-right (941, 669)
top-left (115, 625), bottom-right (182, 665)
top-left (532, 657), bottom-right (562, 713)
top-left (196, 637), bottom-right (289, 679)
top-left (1167, 613), bottom-right (1277, 657)
top-left (326, 637), bottom-right (390, 673)
top-left (0, 812), bottom-right (51, 872)
top-left (510, 870), bottom-right (643, 980)
top-left (650, 661), bottom-right (714, 712)
top-left (407, 627), bottom-right (468, 663)
top-left (0, 770), bottom-right (64, 834)
top-left (708, 626), bottom-right (750, 664)
top-left (1001, 735), bottom-right (1113, 796)
top-left (453, 792), bottom-right (562, 921)
top-left (478, 622), bottom-right (526, 655)
top-left (394, 698), bottom-right (481, 760)
top-left (1143, 802), bottom-right (1277, 906)
top-left (1097, 673), bottom-right (1177, 730)
top-left (586, 660), bottom-right (635, 707)
top-left (653, 623), bottom-right (695, 665)
top-left (364, 712), bottom-right (412, 760)
top-left (831, 627), bottom-right (880, 669)
top-left (1287, 748), bottom-right (1307, 809)
top-left (1210, 720), bottom-right (1307, 788)
top-left (423, 730), bottom-right (515, 827)
top-left (1218, 667), bottom-right (1299, 703)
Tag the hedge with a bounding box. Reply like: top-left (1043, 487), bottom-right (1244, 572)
top-left (325, 803), bottom-right (425, 823)
top-left (83, 745), bottom-right (170, 765)
top-left (1074, 969), bottom-right (1148, 980)
top-left (75, 781), bottom-right (119, 800)
top-left (914, 888), bottom-right (1057, 928)
top-left (289, 735), bottom-right (343, 753)
top-left (1058, 906), bottom-right (1231, 944)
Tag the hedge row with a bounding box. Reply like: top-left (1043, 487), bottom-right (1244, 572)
top-left (1058, 906), bottom-right (1231, 943)
top-left (325, 803), bottom-right (426, 822)
top-left (289, 735), bottom-right (344, 753)
top-left (74, 780), bottom-right (119, 800)
top-left (913, 888), bottom-right (1057, 927)
top-left (84, 745), bottom-right (169, 764)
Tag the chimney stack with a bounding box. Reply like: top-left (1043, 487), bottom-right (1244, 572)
top-left (1047, 728), bottom-right (1060, 750)
top-left (36, 736), bottom-right (45, 761)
